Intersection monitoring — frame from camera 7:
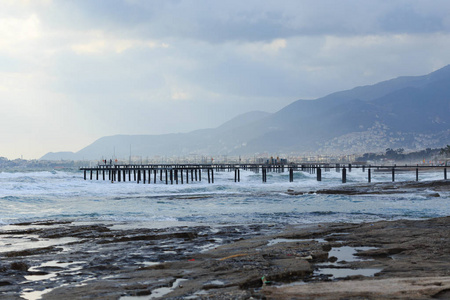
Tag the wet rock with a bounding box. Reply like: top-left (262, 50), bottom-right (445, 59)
top-left (4, 246), bottom-right (58, 257)
top-left (328, 256), bottom-right (338, 263)
top-left (312, 179), bottom-right (450, 196)
top-left (311, 250), bottom-right (328, 261)
top-left (322, 244), bottom-right (332, 251)
top-left (263, 276), bottom-right (450, 299)
top-left (10, 262), bottom-right (28, 271)
top-left (1, 217), bottom-right (449, 299)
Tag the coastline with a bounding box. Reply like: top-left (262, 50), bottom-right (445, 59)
top-left (1, 215), bottom-right (449, 299)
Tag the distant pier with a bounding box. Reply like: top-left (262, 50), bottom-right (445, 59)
top-left (80, 163), bottom-right (448, 184)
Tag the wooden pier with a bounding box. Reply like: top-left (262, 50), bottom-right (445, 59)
top-left (80, 163), bottom-right (448, 184)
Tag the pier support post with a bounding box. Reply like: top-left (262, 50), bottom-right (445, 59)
top-left (445, 168), bottom-right (447, 180)
top-left (348, 164), bottom-right (352, 172)
top-left (207, 169), bottom-right (211, 184)
top-left (165, 170), bottom-right (168, 185)
top-left (84, 170), bottom-right (86, 180)
top-left (262, 168), bottom-right (267, 183)
top-left (289, 168), bottom-right (294, 182)
top-left (368, 168), bottom-right (371, 183)
top-left (392, 168), bottom-right (395, 182)
top-left (416, 168), bottom-right (419, 181)
top-left (342, 167), bottom-right (346, 183)
top-left (317, 167), bottom-right (322, 181)
top-left (154, 169), bottom-right (157, 184)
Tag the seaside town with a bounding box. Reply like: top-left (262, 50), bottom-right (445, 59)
top-left (1, 146), bottom-right (448, 172)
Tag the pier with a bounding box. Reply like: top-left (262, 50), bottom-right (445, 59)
top-left (80, 163), bottom-right (448, 184)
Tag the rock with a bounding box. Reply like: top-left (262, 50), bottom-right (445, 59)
top-left (263, 276), bottom-right (450, 299)
top-left (10, 262), bottom-right (28, 271)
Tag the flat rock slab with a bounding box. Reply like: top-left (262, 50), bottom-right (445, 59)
top-left (314, 179), bottom-right (450, 195)
top-left (263, 276), bottom-right (450, 299)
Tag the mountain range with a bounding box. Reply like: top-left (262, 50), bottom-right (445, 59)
top-left (41, 65), bottom-right (450, 160)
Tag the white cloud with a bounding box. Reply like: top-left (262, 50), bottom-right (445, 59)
top-left (0, 14), bottom-right (41, 53)
top-left (171, 91), bottom-right (190, 100)
top-left (70, 30), bottom-right (170, 55)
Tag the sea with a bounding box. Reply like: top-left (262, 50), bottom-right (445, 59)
top-left (1, 167), bottom-right (448, 229)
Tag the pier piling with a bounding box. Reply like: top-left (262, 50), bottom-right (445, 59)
top-left (81, 163), bottom-right (448, 186)
top-left (342, 167), bottom-right (346, 183)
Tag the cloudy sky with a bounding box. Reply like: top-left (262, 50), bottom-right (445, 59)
top-left (1, 0), bottom-right (450, 159)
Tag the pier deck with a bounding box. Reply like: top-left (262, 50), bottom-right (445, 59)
top-left (80, 163), bottom-right (448, 184)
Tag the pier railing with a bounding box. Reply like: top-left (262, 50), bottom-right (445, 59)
top-left (80, 163), bottom-right (448, 184)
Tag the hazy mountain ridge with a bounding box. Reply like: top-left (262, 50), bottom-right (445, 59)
top-left (41, 66), bottom-right (450, 160)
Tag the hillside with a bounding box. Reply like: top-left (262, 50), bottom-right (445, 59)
top-left (41, 65), bottom-right (450, 160)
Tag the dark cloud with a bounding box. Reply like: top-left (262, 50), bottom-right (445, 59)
top-left (42, 0), bottom-right (450, 42)
top-left (380, 3), bottom-right (446, 33)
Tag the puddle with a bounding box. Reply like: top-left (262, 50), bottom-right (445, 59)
top-left (199, 238), bottom-right (223, 252)
top-left (23, 261), bottom-right (86, 284)
top-left (138, 262), bottom-right (161, 267)
top-left (120, 278), bottom-right (188, 299)
top-left (0, 236), bottom-right (80, 253)
top-left (21, 288), bottom-right (54, 300)
top-left (327, 246), bottom-right (377, 263)
top-left (184, 290), bottom-right (209, 299)
top-left (267, 238), bottom-right (326, 246)
top-left (205, 280), bottom-right (225, 286)
top-left (25, 273), bottom-right (57, 282)
top-left (315, 267), bottom-right (381, 279)
top-left (314, 245), bottom-right (381, 279)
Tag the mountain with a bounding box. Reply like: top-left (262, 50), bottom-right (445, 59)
top-left (41, 66), bottom-right (450, 160)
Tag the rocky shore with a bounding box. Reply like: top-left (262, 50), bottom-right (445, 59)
top-left (0, 179), bottom-right (448, 299)
top-left (0, 213), bottom-right (449, 299)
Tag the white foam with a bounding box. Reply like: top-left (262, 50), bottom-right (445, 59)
top-left (0, 169), bottom-right (448, 229)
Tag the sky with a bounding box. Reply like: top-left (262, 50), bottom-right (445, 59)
top-left (1, 0), bottom-right (450, 159)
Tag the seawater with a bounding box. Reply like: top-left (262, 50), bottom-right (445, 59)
top-left (0, 168), bottom-right (448, 228)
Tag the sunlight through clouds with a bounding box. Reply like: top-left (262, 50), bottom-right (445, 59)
top-left (71, 31), bottom-right (170, 55)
